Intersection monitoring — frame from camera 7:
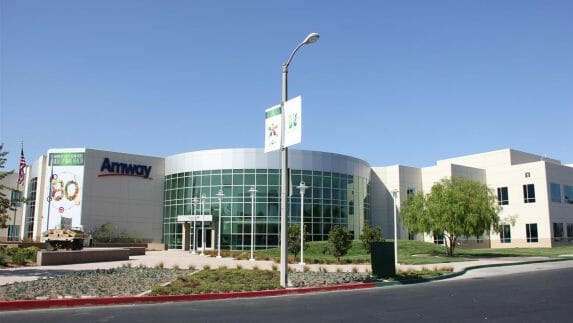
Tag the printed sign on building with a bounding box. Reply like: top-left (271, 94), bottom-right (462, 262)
top-left (43, 151), bottom-right (85, 231)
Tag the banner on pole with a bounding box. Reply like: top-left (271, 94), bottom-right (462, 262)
top-left (264, 104), bottom-right (282, 153)
top-left (284, 96), bottom-right (302, 148)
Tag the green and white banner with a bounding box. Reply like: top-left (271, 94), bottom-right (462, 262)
top-left (284, 96), bottom-right (302, 148)
top-left (264, 104), bottom-right (282, 153)
top-left (264, 96), bottom-right (302, 153)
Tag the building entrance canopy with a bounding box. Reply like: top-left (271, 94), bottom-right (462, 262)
top-left (177, 215), bottom-right (217, 222)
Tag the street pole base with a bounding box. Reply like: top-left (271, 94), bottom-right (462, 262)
top-left (249, 258), bottom-right (256, 262)
top-left (216, 255), bottom-right (222, 259)
top-left (299, 262), bottom-right (305, 266)
top-left (191, 251), bottom-right (197, 255)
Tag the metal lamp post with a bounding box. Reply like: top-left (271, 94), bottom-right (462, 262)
top-left (249, 186), bottom-right (257, 261)
top-left (191, 197), bottom-right (199, 255)
top-left (200, 193), bottom-right (206, 256)
top-left (297, 181), bottom-right (308, 265)
top-left (216, 189), bottom-right (224, 258)
top-left (280, 32), bottom-right (320, 287)
top-left (392, 189), bottom-right (399, 271)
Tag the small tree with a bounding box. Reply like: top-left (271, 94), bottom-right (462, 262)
top-left (326, 225), bottom-right (353, 263)
top-left (0, 144), bottom-right (14, 228)
top-left (91, 222), bottom-right (117, 243)
top-left (401, 177), bottom-right (500, 256)
top-left (359, 223), bottom-right (384, 254)
top-left (288, 224), bottom-right (309, 259)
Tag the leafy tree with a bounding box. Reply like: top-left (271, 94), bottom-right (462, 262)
top-left (400, 177), bottom-right (500, 257)
top-left (359, 223), bottom-right (384, 254)
top-left (287, 224), bottom-right (309, 259)
top-left (91, 222), bottom-right (117, 242)
top-left (325, 225), bottom-right (353, 263)
top-left (0, 144), bottom-right (14, 228)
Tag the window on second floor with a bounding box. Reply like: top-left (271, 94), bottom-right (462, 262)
top-left (497, 187), bottom-right (509, 205)
top-left (523, 184), bottom-right (536, 203)
top-left (564, 185), bottom-right (573, 204)
top-left (406, 187), bottom-right (416, 197)
top-left (550, 183), bottom-right (562, 203)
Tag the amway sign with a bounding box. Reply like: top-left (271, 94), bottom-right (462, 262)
top-left (99, 157), bottom-right (152, 179)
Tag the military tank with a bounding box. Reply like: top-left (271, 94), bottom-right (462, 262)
top-left (42, 217), bottom-right (92, 251)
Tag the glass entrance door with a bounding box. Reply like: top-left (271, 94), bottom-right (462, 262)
top-left (197, 228), bottom-right (213, 250)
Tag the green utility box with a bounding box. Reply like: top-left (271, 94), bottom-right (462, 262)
top-left (370, 242), bottom-right (396, 277)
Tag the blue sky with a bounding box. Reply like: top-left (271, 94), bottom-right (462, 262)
top-left (1, 0), bottom-right (572, 170)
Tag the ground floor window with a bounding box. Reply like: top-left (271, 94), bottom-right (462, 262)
top-left (567, 224), bottom-right (573, 241)
top-left (526, 223), bottom-right (538, 243)
top-left (553, 223), bottom-right (564, 242)
top-left (408, 231), bottom-right (418, 240)
top-left (433, 234), bottom-right (444, 245)
top-left (500, 225), bottom-right (511, 243)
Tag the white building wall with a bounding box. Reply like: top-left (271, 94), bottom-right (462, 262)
top-left (489, 161), bottom-right (552, 248)
top-left (20, 155), bottom-right (47, 241)
top-left (81, 149), bottom-right (165, 242)
top-left (545, 163), bottom-right (573, 244)
top-left (370, 165), bottom-right (421, 240)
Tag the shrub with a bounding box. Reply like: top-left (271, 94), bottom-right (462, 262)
top-left (11, 251), bottom-right (28, 265)
top-left (288, 224), bottom-right (310, 258)
top-left (359, 224), bottom-right (384, 254)
top-left (22, 246), bottom-right (40, 262)
top-left (6, 247), bottom-right (18, 257)
top-left (325, 226), bottom-right (353, 263)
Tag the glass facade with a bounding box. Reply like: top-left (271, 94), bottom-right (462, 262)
top-left (24, 177), bottom-right (38, 239)
top-left (163, 168), bottom-right (370, 250)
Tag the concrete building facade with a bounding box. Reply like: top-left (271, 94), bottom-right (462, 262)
top-left (3, 147), bottom-right (572, 250)
top-left (371, 149), bottom-right (573, 248)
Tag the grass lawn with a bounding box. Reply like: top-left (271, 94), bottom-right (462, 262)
top-left (150, 268), bottom-right (282, 295)
top-left (254, 240), bottom-right (573, 266)
top-left (255, 240), bottom-right (371, 264)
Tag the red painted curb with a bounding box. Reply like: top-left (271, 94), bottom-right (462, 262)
top-left (0, 282), bottom-right (376, 311)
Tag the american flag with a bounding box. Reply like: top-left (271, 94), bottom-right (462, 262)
top-left (18, 147), bottom-right (26, 186)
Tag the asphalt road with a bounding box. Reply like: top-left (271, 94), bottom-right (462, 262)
top-left (2, 266), bottom-right (572, 323)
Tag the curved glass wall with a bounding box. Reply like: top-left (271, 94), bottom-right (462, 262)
top-left (163, 168), bottom-right (370, 250)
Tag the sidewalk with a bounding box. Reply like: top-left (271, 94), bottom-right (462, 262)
top-left (2, 250), bottom-right (572, 286)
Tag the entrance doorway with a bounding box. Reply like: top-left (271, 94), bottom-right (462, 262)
top-left (196, 228), bottom-right (213, 251)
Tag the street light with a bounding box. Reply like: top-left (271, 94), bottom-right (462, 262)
top-left (249, 186), bottom-right (258, 261)
top-left (392, 189), bottom-right (399, 271)
top-left (200, 193), bottom-right (207, 256)
top-left (280, 32), bottom-right (320, 287)
top-left (297, 181), bottom-right (308, 265)
top-left (216, 189), bottom-right (224, 258)
top-left (191, 197), bottom-right (199, 255)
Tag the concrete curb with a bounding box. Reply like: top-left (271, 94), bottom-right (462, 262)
top-left (376, 257), bottom-right (573, 286)
top-left (0, 282), bottom-right (376, 311)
